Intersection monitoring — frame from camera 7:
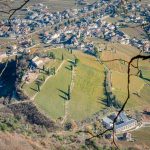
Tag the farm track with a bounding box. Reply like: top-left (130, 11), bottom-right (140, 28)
top-left (31, 60), bottom-right (65, 100)
top-left (61, 66), bottom-right (76, 124)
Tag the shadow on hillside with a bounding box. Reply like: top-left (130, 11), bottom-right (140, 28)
top-left (30, 87), bottom-right (38, 92)
top-left (0, 60), bottom-right (16, 99)
top-left (142, 77), bottom-right (150, 82)
top-left (57, 89), bottom-right (68, 101)
top-left (59, 95), bottom-right (68, 100)
top-left (84, 51), bottom-right (95, 57)
top-left (68, 60), bottom-right (74, 65)
top-left (97, 97), bottom-right (108, 108)
top-left (65, 66), bottom-right (72, 71)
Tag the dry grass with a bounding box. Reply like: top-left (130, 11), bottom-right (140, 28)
top-left (0, 132), bottom-right (43, 150)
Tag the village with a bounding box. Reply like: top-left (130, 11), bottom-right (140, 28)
top-left (0, 0), bottom-right (150, 149)
top-left (0, 0), bottom-right (149, 55)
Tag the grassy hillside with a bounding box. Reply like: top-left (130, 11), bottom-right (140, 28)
top-left (35, 60), bottom-right (72, 119)
top-left (68, 52), bottom-right (105, 120)
top-left (111, 71), bottom-right (150, 109)
top-left (23, 48), bottom-right (74, 97)
top-left (24, 47), bottom-right (149, 120)
top-left (33, 49), bottom-right (105, 120)
top-left (101, 45), bottom-right (150, 110)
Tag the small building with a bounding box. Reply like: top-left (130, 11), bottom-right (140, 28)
top-left (102, 112), bottom-right (137, 134)
top-left (102, 117), bottom-right (113, 129)
top-left (114, 119), bottom-right (137, 133)
top-left (30, 56), bottom-right (43, 69)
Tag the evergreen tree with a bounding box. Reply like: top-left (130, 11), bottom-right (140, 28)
top-left (43, 75), bottom-right (45, 81)
top-left (52, 67), bottom-right (56, 75)
top-left (74, 58), bottom-right (79, 67)
top-left (47, 68), bottom-right (50, 75)
top-left (70, 65), bottom-right (73, 71)
top-left (94, 46), bottom-right (99, 58)
top-left (139, 70), bottom-right (143, 78)
top-left (68, 85), bottom-right (71, 100)
top-left (43, 65), bottom-right (45, 71)
top-left (37, 83), bottom-right (40, 92)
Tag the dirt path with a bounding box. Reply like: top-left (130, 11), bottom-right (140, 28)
top-left (61, 66), bottom-right (76, 124)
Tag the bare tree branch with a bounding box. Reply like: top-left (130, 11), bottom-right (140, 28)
top-left (8, 0), bottom-right (30, 20)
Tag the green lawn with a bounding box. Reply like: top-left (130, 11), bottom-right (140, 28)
top-left (35, 60), bottom-right (72, 119)
top-left (23, 48), bottom-right (74, 97)
top-left (142, 70), bottom-right (150, 81)
top-left (68, 59), bottom-right (105, 120)
top-left (33, 50), bottom-right (105, 120)
top-left (111, 71), bottom-right (145, 93)
top-left (23, 59), bottom-right (62, 97)
top-left (111, 71), bottom-right (150, 110)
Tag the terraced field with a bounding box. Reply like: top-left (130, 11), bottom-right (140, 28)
top-left (101, 45), bottom-right (150, 110)
top-left (68, 51), bottom-right (105, 120)
top-left (111, 71), bottom-right (150, 109)
top-left (23, 49), bottom-right (105, 120)
top-left (35, 60), bottom-right (72, 119)
top-left (24, 47), bottom-right (149, 120)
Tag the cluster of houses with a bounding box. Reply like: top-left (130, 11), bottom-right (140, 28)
top-left (4, 37), bottom-right (34, 56)
top-left (40, 14), bottom-right (149, 53)
top-left (0, 0), bottom-right (149, 55)
top-left (38, 0), bottom-right (149, 53)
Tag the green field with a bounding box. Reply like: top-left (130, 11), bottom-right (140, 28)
top-left (100, 46), bottom-right (150, 110)
top-left (68, 52), bottom-right (105, 120)
top-left (31, 49), bottom-right (105, 120)
top-left (23, 48), bottom-right (74, 97)
top-left (23, 59), bottom-right (62, 97)
top-left (142, 70), bottom-right (150, 79)
top-left (35, 60), bottom-right (72, 118)
top-left (24, 47), bottom-right (149, 120)
top-left (111, 71), bottom-right (150, 110)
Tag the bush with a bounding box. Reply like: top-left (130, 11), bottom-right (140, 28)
top-left (0, 123), bottom-right (8, 131)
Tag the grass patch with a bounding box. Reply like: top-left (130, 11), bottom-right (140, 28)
top-left (120, 26), bottom-right (146, 40)
top-left (35, 60), bottom-right (72, 119)
top-left (111, 71), bottom-right (150, 110)
top-left (23, 59), bottom-right (62, 97)
top-left (23, 48), bottom-right (74, 97)
top-left (68, 51), bottom-right (105, 120)
top-left (111, 71), bottom-right (144, 93)
top-left (34, 50), bottom-right (105, 120)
